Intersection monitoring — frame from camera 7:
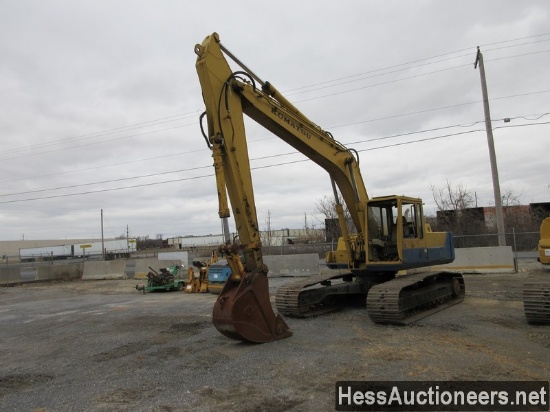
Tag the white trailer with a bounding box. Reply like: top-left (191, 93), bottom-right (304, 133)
top-left (20, 239), bottom-right (137, 261)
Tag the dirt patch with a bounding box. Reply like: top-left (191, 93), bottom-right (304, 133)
top-left (162, 321), bottom-right (210, 335)
top-left (196, 384), bottom-right (306, 412)
top-left (0, 373), bottom-right (54, 398)
top-left (92, 341), bottom-right (148, 362)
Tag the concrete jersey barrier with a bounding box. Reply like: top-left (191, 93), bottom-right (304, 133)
top-left (264, 254), bottom-right (320, 277)
top-left (431, 246), bottom-right (515, 273)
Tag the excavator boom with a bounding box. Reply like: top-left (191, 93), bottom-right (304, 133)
top-left (195, 33), bottom-right (293, 342)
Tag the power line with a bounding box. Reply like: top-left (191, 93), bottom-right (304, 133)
top-left (0, 147), bottom-right (207, 184)
top-left (284, 34), bottom-right (550, 96)
top-left (493, 120), bottom-right (550, 131)
top-left (0, 174), bottom-right (215, 204)
top-left (0, 121), bottom-right (198, 162)
top-left (2, 83), bottom-right (548, 170)
top-left (293, 64), bottom-right (471, 103)
top-left (3, 32), bottom-right (549, 160)
top-left (286, 41), bottom-right (550, 100)
top-left (284, 53), bottom-right (473, 97)
top-left (329, 93), bottom-right (550, 129)
top-left (2, 32), bottom-right (548, 209)
top-left (2, 110), bottom-right (548, 190)
top-left (2, 120), bottom-right (548, 204)
top-left (0, 165), bottom-right (213, 197)
top-left (358, 129), bottom-right (483, 152)
top-left (294, 50), bottom-right (550, 105)
top-left (0, 112), bottom-right (199, 157)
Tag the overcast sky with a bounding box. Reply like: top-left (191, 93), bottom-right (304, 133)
top-left (1, 1), bottom-right (549, 241)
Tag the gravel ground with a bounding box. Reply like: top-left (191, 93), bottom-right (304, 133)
top-left (0, 260), bottom-right (548, 411)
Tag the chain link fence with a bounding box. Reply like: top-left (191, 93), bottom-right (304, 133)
top-left (453, 230), bottom-right (539, 252)
top-left (2, 229), bottom-right (540, 285)
top-left (174, 229), bottom-right (540, 260)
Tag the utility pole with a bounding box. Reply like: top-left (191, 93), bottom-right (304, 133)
top-left (475, 47), bottom-right (506, 246)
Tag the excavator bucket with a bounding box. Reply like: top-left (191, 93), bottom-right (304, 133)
top-left (212, 272), bottom-right (292, 343)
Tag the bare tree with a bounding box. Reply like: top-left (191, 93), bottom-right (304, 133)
top-left (431, 180), bottom-right (474, 212)
top-left (429, 181), bottom-right (541, 250)
top-left (501, 189), bottom-right (522, 207)
top-left (430, 180), bottom-right (485, 235)
top-left (315, 195), bottom-right (339, 221)
top-left (499, 189), bottom-right (540, 233)
top-left (314, 194), bottom-right (355, 240)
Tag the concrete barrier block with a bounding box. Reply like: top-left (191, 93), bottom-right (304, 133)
top-left (124, 261), bottom-right (137, 279)
top-left (158, 251), bottom-right (188, 267)
top-left (83, 261), bottom-right (126, 280)
top-left (264, 254), bottom-right (319, 277)
top-left (37, 263), bottom-right (84, 281)
top-left (431, 246), bottom-right (515, 273)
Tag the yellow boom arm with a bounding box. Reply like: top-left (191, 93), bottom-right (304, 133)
top-left (195, 33), bottom-right (369, 272)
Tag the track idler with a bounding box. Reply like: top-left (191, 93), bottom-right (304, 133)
top-left (212, 269), bottom-right (292, 343)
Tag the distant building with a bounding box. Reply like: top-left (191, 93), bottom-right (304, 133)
top-left (1, 238), bottom-right (136, 263)
top-left (436, 202), bottom-right (550, 231)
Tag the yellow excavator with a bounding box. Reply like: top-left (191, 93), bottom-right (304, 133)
top-left (185, 250), bottom-right (219, 293)
top-left (195, 33), bottom-right (465, 343)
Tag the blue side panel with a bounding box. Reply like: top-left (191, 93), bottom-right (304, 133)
top-left (333, 233), bottom-right (456, 273)
top-left (208, 266), bottom-right (232, 283)
top-left (402, 232), bottom-right (455, 268)
top-left (362, 233), bottom-right (455, 272)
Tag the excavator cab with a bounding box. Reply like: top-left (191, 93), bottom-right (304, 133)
top-left (366, 197), bottom-right (405, 263)
top-left (327, 195), bottom-right (454, 272)
top-left (365, 196), bottom-right (454, 270)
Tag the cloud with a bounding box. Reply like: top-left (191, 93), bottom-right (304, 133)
top-left (0, 0), bottom-right (549, 241)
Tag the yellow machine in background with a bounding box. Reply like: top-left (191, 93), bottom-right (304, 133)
top-left (195, 32), bottom-right (464, 343)
top-left (523, 216), bottom-right (550, 324)
top-left (185, 250), bottom-right (219, 293)
top-left (185, 266), bottom-right (203, 293)
top-left (538, 217), bottom-right (550, 265)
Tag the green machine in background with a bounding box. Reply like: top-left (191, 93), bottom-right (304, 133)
top-left (136, 265), bottom-right (185, 293)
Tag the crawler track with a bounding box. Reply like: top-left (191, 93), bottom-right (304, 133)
top-left (366, 271), bottom-right (465, 325)
top-left (275, 273), bottom-right (367, 317)
top-left (523, 278), bottom-right (550, 324)
top-left (275, 271), bottom-right (465, 324)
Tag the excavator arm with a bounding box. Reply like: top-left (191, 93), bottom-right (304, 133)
top-left (195, 33), bottom-right (367, 269)
top-left (195, 33), bottom-right (372, 342)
